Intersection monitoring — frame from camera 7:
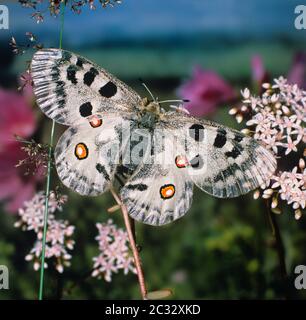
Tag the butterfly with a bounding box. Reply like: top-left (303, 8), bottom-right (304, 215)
top-left (31, 49), bottom-right (277, 226)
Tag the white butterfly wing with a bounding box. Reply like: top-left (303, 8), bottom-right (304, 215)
top-left (31, 49), bottom-right (141, 125)
top-left (161, 112), bottom-right (277, 198)
top-left (120, 130), bottom-right (193, 226)
top-left (55, 114), bottom-right (135, 196)
top-left (31, 48), bottom-right (140, 196)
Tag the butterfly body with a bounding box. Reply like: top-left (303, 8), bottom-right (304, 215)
top-left (137, 97), bottom-right (165, 130)
top-left (31, 49), bottom-right (277, 226)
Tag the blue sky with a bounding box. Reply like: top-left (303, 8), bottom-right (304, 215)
top-left (1, 0), bottom-right (305, 47)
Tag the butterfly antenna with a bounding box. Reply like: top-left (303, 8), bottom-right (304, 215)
top-left (139, 78), bottom-right (156, 102)
top-left (158, 99), bottom-right (190, 104)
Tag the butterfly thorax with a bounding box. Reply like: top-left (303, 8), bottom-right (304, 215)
top-left (138, 97), bottom-right (164, 129)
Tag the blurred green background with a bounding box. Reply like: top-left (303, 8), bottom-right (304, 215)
top-left (0, 0), bottom-right (306, 299)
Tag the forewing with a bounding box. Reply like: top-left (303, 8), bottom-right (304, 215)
top-left (31, 49), bottom-right (141, 125)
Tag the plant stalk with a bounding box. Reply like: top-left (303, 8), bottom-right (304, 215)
top-left (110, 188), bottom-right (147, 299)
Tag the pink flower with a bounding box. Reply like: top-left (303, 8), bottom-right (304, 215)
top-left (0, 89), bottom-right (35, 149)
top-left (177, 66), bottom-right (236, 117)
top-left (251, 55), bottom-right (269, 88)
top-left (287, 52), bottom-right (306, 88)
top-left (0, 138), bottom-right (40, 213)
top-left (0, 88), bottom-right (37, 213)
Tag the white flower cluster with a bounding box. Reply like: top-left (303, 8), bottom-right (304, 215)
top-left (230, 77), bottom-right (306, 218)
top-left (238, 77), bottom-right (306, 154)
top-left (92, 219), bottom-right (136, 282)
top-left (15, 191), bottom-right (74, 273)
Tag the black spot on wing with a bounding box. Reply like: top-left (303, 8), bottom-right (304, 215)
top-left (96, 163), bottom-right (110, 181)
top-left (79, 102), bottom-right (93, 117)
top-left (70, 127), bottom-right (78, 135)
top-left (51, 66), bottom-right (60, 81)
top-left (54, 80), bottom-right (66, 108)
top-left (84, 67), bottom-right (99, 86)
top-left (67, 65), bottom-right (78, 84)
top-left (189, 124), bottom-right (205, 141)
top-left (116, 165), bottom-right (134, 178)
top-left (125, 183), bottom-right (148, 191)
top-left (214, 167), bottom-right (232, 183)
top-left (213, 128), bottom-right (227, 148)
top-left (115, 174), bottom-right (125, 187)
top-left (99, 81), bottom-right (117, 98)
top-left (76, 57), bottom-right (85, 68)
top-left (189, 154), bottom-right (204, 169)
top-left (225, 146), bottom-right (241, 159)
top-left (62, 51), bottom-right (72, 61)
top-left (234, 134), bottom-right (244, 142)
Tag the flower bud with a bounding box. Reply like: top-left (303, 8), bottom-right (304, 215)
top-left (295, 209), bottom-right (302, 220)
top-left (241, 128), bottom-right (251, 135)
top-left (262, 83), bottom-right (271, 89)
top-left (253, 189), bottom-right (260, 199)
top-left (229, 107), bottom-right (238, 115)
top-left (236, 114), bottom-right (243, 123)
top-left (271, 196), bottom-right (278, 209)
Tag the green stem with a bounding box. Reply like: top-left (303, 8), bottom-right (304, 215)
top-left (265, 199), bottom-right (289, 299)
top-left (38, 1), bottom-right (66, 301)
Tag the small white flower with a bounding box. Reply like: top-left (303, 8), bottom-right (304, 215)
top-left (92, 219), bottom-right (136, 282)
top-left (241, 88), bottom-right (250, 99)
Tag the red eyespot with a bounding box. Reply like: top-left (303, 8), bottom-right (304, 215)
top-left (75, 143), bottom-right (88, 160)
top-left (175, 155), bottom-right (188, 168)
top-left (160, 184), bottom-right (175, 199)
top-left (89, 115), bottom-right (103, 128)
